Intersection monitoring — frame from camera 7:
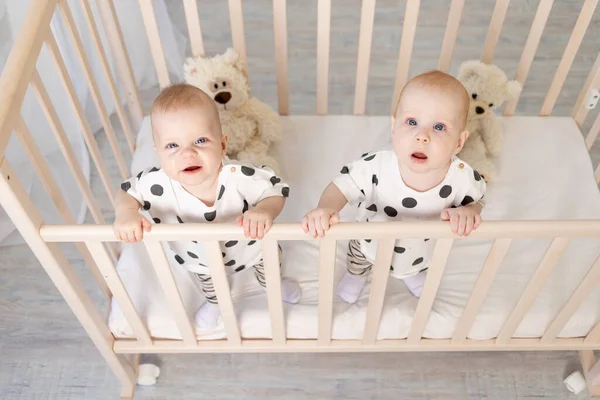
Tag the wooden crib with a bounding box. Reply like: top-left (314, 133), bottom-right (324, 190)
top-left (1, 0), bottom-right (599, 398)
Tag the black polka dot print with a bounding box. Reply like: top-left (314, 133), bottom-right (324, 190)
top-left (222, 252), bottom-right (226, 258)
top-left (187, 251), bottom-right (198, 259)
top-left (412, 257), bottom-right (424, 266)
top-left (218, 185), bottom-right (225, 200)
top-left (450, 205), bottom-right (457, 209)
top-left (193, 240), bottom-right (198, 244)
top-left (270, 176), bottom-right (281, 185)
top-left (474, 170), bottom-right (482, 181)
top-left (120, 182), bottom-right (131, 192)
top-left (174, 255), bottom-right (184, 264)
top-left (367, 204), bottom-right (378, 212)
top-left (394, 246), bottom-right (405, 254)
top-left (204, 210), bottom-right (216, 221)
top-left (340, 166), bottom-right (349, 174)
top-left (143, 201), bottom-right (151, 211)
top-left (461, 196), bottom-right (474, 206)
top-left (364, 154), bottom-right (376, 161)
top-left (153, 218), bottom-right (161, 224)
top-left (439, 185), bottom-right (452, 198)
top-left (357, 202), bottom-right (362, 208)
top-left (248, 240), bottom-right (256, 246)
top-left (177, 216), bottom-right (184, 223)
top-left (136, 171), bottom-right (143, 179)
top-left (384, 206), bottom-right (398, 217)
top-left (282, 187), bottom-right (290, 197)
top-left (150, 184), bottom-right (164, 196)
top-left (365, 239), bottom-right (371, 243)
top-left (424, 238), bottom-right (430, 242)
top-left (225, 259), bottom-right (236, 266)
top-left (419, 267), bottom-right (429, 273)
top-left (360, 189), bottom-right (365, 196)
top-left (361, 152), bottom-right (369, 158)
top-left (225, 240), bottom-right (238, 248)
top-left (390, 265), bottom-right (394, 271)
top-left (241, 166), bottom-right (255, 176)
top-left (149, 167), bottom-right (160, 173)
top-left (235, 265), bottom-right (246, 272)
top-left (402, 197), bottom-right (417, 208)
top-left (372, 174), bottom-right (379, 186)
top-left (242, 200), bottom-right (249, 214)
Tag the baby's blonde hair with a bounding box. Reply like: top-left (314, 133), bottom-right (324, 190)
top-left (393, 70), bottom-right (470, 131)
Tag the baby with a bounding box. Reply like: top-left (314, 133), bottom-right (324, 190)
top-left (114, 83), bottom-right (301, 329)
top-left (302, 70), bottom-right (486, 302)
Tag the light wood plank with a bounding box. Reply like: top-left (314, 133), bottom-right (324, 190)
top-left (138, 0), bottom-right (170, 88)
top-left (143, 241), bottom-right (197, 346)
top-left (540, 0), bottom-right (599, 116)
top-left (481, 0), bottom-right (510, 63)
top-left (407, 239), bottom-right (454, 345)
top-left (496, 237), bottom-right (571, 344)
top-left (452, 238), bottom-right (512, 343)
top-left (586, 320), bottom-right (600, 343)
top-left (503, 0), bottom-right (554, 116)
top-left (228, 0), bottom-right (248, 78)
top-left (588, 108), bottom-right (600, 150)
top-left (353, 0), bottom-right (376, 115)
top-left (205, 240), bottom-right (241, 346)
top-left (86, 241), bottom-right (152, 345)
top-left (183, 0), bottom-right (205, 57)
top-left (572, 52), bottom-right (600, 126)
top-left (363, 238), bottom-right (395, 345)
top-left (596, 163), bottom-right (600, 185)
top-left (273, 0), bottom-right (289, 115)
top-left (316, 0), bottom-right (332, 115)
top-left (317, 238), bottom-right (336, 345)
top-left (579, 351), bottom-right (600, 397)
top-left (391, 0), bottom-right (420, 115)
top-left (438, 0), bottom-right (465, 72)
top-left (262, 239), bottom-right (286, 345)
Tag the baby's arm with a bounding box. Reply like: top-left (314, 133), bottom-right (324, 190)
top-left (113, 190), bottom-right (152, 242)
top-left (236, 196), bottom-right (285, 239)
top-left (302, 182), bottom-right (348, 238)
top-left (441, 167), bottom-right (487, 237)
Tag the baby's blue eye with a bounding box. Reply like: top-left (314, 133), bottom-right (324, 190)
top-left (195, 137), bottom-right (207, 145)
top-left (166, 143), bottom-right (178, 149)
top-left (434, 123), bottom-right (445, 131)
top-left (407, 118), bottom-right (417, 126)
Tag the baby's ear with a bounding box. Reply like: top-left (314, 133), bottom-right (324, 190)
top-left (456, 130), bottom-right (469, 153)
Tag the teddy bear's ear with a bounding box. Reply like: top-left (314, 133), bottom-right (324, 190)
top-left (221, 48), bottom-right (244, 70)
top-left (505, 80), bottom-right (522, 100)
top-left (457, 60), bottom-right (486, 82)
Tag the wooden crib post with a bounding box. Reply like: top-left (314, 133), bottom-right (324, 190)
top-left (579, 351), bottom-right (600, 398)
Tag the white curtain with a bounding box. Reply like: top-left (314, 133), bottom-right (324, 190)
top-left (0, 0), bottom-right (187, 246)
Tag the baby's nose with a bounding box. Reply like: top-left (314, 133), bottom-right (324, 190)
top-left (475, 106), bottom-right (485, 114)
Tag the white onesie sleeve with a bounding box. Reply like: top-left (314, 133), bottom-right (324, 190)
top-left (331, 153), bottom-right (376, 205)
top-left (119, 167), bottom-right (161, 209)
top-left (452, 164), bottom-right (487, 208)
top-left (234, 163), bottom-right (290, 207)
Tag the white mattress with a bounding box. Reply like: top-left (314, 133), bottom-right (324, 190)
top-left (109, 115), bottom-right (600, 341)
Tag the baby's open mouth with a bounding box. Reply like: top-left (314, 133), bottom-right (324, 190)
top-left (182, 165), bottom-right (202, 173)
top-left (411, 152), bottom-right (428, 162)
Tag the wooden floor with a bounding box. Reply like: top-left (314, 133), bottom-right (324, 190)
top-left (1, 0), bottom-right (599, 398)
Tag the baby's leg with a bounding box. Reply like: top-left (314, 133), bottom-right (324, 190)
top-left (253, 248), bottom-right (301, 304)
top-left (401, 268), bottom-right (428, 298)
top-left (336, 240), bottom-right (372, 304)
top-left (193, 274), bottom-right (222, 330)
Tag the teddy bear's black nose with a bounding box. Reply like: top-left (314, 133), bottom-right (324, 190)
top-left (475, 106), bottom-right (485, 114)
top-left (214, 92), bottom-right (232, 104)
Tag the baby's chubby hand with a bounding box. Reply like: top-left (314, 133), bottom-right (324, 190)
top-left (440, 203), bottom-right (482, 237)
top-left (113, 210), bottom-right (152, 242)
top-left (301, 208), bottom-right (340, 238)
top-left (236, 210), bottom-right (274, 239)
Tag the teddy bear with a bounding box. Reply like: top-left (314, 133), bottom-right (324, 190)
top-left (183, 48), bottom-right (282, 173)
top-left (456, 60), bottom-right (522, 182)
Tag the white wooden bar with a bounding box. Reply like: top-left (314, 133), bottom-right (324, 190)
top-left (407, 239), bottom-right (454, 345)
top-left (438, 0), bottom-right (465, 72)
top-left (317, 238), bottom-right (336, 345)
top-left (0, 158), bottom-right (137, 392)
top-left (579, 351), bottom-right (600, 397)
top-left (316, 0), bottom-right (331, 115)
top-left (273, 0), bottom-right (289, 115)
top-left (503, 0), bottom-right (554, 116)
top-left (262, 239), bottom-right (286, 345)
top-left (481, 0), bottom-right (510, 63)
top-left (143, 241), bottom-right (197, 346)
top-left (541, 254), bottom-right (600, 343)
top-left (452, 238), bottom-right (512, 343)
top-left (138, 0), bottom-right (170, 88)
top-left (363, 238), bottom-right (396, 345)
top-left (15, 116), bottom-right (110, 297)
top-left (80, 0), bottom-right (135, 155)
top-left (540, 0), bottom-right (598, 116)
top-left (183, 0), bottom-right (205, 57)
top-left (44, 36), bottom-right (117, 205)
top-left (30, 69), bottom-right (111, 215)
top-left (586, 321), bottom-right (600, 343)
top-left (228, 0), bottom-right (248, 77)
top-left (496, 237), bottom-right (571, 344)
top-left (588, 112), bottom-right (600, 150)
top-left (96, 0), bottom-right (144, 130)
top-left (596, 163), bottom-right (600, 185)
top-left (0, 0), bottom-right (56, 156)
top-left (353, 0), bottom-right (376, 115)
top-left (59, 1), bottom-right (129, 180)
top-left (573, 52), bottom-right (600, 126)
top-left (391, 0), bottom-right (420, 115)
top-left (86, 241), bottom-right (153, 345)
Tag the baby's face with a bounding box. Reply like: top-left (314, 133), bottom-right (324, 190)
top-left (392, 85), bottom-right (467, 175)
top-left (152, 107), bottom-right (226, 189)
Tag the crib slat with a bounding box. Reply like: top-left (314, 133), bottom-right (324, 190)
top-left (480, 0), bottom-right (510, 63)
top-left (205, 240), bottom-right (242, 345)
top-left (96, 0), bottom-right (144, 131)
top-left (59, 1), bottom-right (129, 180)
top-left (586, 112), bottom-right (600, 151)
top-left (45, 35), bottom-right (116, 205)
top-left (579, 351), bottom-right (600, 396)
top-left (138, 0), bottom-right (170, 88)
top-left (363, 238), bottom-right (396, 345)
top-left (391, 0), bottom-right (420, 115)
top-left (353, 0), bottom-right (376, 115)
top-left (183, 0), bottom-right (205, 57)
top-left (273, 0), bottom-right (289, 115)
top-left (228, 0), bottom-right (248, 78)
top-left (573, 52), bottom-right (600, 127)
top-left (540, 0), bottom-right (598, 116)
top-left (79, 0), bottom-right (135, 155)
top-left (496, 237), bottom-right (571, 344)
top-left (262, 239), bottom-right (286, 345)
top-left (596, 163), bottom-right (600, 185)
top-left (407, 239), bottom-right (453, 345)
top-left (452, 238), bottom-right (512, 343)
top-left (143, 241), bottom-right (197, 346)
top-left (541, 254), bottom-right (600, 343)
top-left (503, 0), bottom-right (554, 116)
top-left (317, 0), bottom-right (332, 115)
top-left (586, 320), bottom-right (600, 343)
top-left (86, 241), bottom-right (153, 345)
top-left (318, 238), bottom-right (336, 346)
top-left (438, 0), bottom-right (465, 73)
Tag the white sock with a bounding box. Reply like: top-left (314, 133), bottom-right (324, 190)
top-left (280, 279), bottom-right (301, 304)
top-left (194, 302), bottom-right (222, 330)
top-left (402, 270), bottom-right (427, 297)
top-left (336, 271), bottom-right (367, 304)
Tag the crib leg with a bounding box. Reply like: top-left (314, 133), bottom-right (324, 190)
top-left (120, 353), bottom-right (141, 399)
top-left (578, 350), bottom-right (600, 398)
